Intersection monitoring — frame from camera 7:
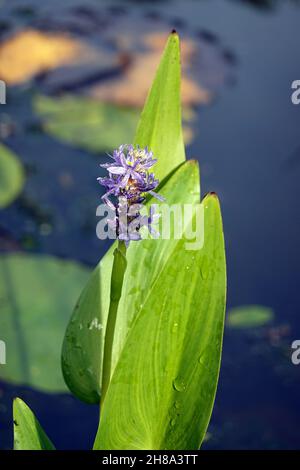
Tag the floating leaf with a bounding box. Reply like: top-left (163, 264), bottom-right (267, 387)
top-left (0, 254), bottom-right (90, 392)
top-left (34, 95), bottom-right (140, 153)
top-left (0, 143), bottom-right (24, 208)
top-left (227, 305), bottom-right (274, 329)
top-left (13, 398), bottom-right (55, 450)
top-left (93, 193), bottom-right (226, 450)
top-left (62, 31), bottom-right (188, 403)
top-left (0, 29), bottom-right (99, 85)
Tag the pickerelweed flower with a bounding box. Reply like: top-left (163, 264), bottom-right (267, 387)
top-left (98, 144), bottom-right (163, 242)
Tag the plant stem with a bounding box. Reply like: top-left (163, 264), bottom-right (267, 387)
top-left (101, 240), bottom-right (127, 406)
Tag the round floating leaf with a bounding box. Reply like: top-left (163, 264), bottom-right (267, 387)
top-left (0, 253), bottom-right (90, 393)
top-left (0, 29), bottom-right (89, 85)
top-left (227, 305), bottom-right (274, 329)
top-left (0, 143), bottom-right (25, 208)
top-left (33, 94), bottom-right (140, 153)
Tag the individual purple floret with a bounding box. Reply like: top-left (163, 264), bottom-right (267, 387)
top-left (98, 144), bottom-right (163, 242)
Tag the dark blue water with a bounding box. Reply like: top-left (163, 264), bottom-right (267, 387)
top-left (1, 0), bottom-right (300, 449)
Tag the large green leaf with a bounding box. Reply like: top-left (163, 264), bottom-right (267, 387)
top-left (62, 161), bottom-right (199, 403)
top-left (0, 254), bottom-right (90, 392)
top-left (93, 193), bottom-right (226, 450)
top-left (0, 143), bottom-right (25, 208)
top-left (134, 31), bottom-right (185, 181)
top-left (13, 398), bottom-right (55, 450)
top-left (62, 31), bottom-right (187, 403)
top-left (34, 94), bottom-right (140, 153)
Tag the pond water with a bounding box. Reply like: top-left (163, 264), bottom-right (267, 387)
top-left (0, 0), bottom-right (300, 449)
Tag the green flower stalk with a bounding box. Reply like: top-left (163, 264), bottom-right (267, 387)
top-left (101, 240), bottom-right (127, 403)
top-left (99, 144), bottom-right (162, 403)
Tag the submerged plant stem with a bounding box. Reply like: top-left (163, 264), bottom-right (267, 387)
top-left (101, 241), bottom-right (127, 406)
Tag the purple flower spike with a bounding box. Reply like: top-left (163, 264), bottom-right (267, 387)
top-left (98, 144), bottom-right (163, 242)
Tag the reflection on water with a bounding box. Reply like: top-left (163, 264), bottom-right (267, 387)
top-left (0, 0), bottom-right (300, 450)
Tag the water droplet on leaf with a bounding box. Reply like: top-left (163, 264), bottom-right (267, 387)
top-left (172, 377), bottom-right (186, 392)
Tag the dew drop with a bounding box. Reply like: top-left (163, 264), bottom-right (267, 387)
top-left (198, 353), bottom-right (212, 372)
top-left (172, 377), bottom-right (186, 392)
top-left (198, 355), bottom-right (204, 365)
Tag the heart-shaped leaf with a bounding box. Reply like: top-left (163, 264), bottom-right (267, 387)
top-left (13, 398), bottom-right (55, 450)
top-left (0, 254), bottom-right (90, 393)
top-left (62, 31), bottom-right (187, 403)
top-left (0, 143), bottom-right (25, 208)
top-left (93, 193), bottom-right (226, 450)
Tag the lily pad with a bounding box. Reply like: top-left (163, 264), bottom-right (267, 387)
top-left (33, 94), bottom-right (140, 153)
top-left (0, 143), bottom-right (25, 208)
top-left (227, 305), bottom-right (274, 329)
top-left (0, 29), bottom-right (106, 85)
top-left (0, 253), bottom-right (90, 393)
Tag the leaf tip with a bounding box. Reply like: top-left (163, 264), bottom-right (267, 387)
top-left (188, 159), bottom-right (199, 166)
top-left (13, 397), bottom-right (26, 414)
top-left (13, 397), bottom-right (22, 407)
top-left (169, 29), bottom-right (179, 42)
top-left (203, 192), bottom-right (221, 210)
